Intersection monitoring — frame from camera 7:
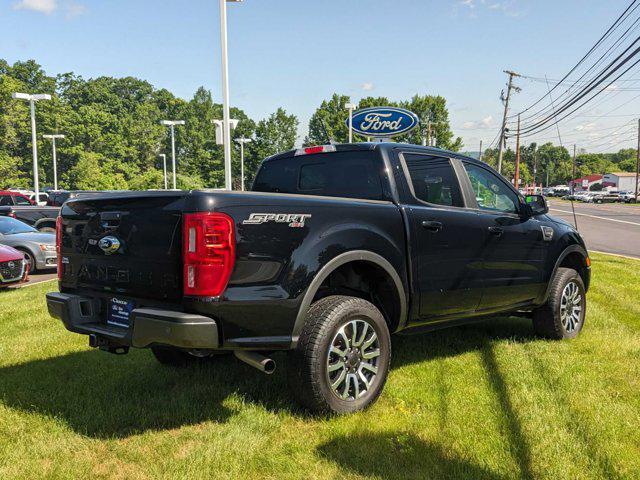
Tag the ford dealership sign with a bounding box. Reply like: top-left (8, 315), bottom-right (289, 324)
top-left (348, 107), bottom-right (420, 138)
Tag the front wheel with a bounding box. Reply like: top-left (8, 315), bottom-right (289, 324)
top-left (287, 295), bottom-right (391, 414)
top-left (533, 267), bottom-right (586, 339)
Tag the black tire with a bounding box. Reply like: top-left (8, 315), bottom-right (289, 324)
top-left (287, 295), bottom-right (391, 414)
top-left (533, 267), bottom-right (586, 340)
top-left (18, 249), bottom-right (36, 274)
top-left (151, 346), bottom-right (226, 367)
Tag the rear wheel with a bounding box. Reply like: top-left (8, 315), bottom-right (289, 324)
top-left (533, 267), bottom-right (586, 339)
top-left (288, 295), bottom-right (391, 414)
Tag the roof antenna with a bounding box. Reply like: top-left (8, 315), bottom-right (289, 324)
top-left (320, 119), bottom-right (336, 145)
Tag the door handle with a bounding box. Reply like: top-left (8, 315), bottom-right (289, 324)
top-left (488, 226), bottom-right (504, 236)
top-left (422, 220), bottom-right (443, 232)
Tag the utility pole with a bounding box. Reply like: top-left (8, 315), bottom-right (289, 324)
top-left (533, 147), bottom-right (538, 194)
top-left (479, 139), bottom-right (483, 161)
top-left (497, 70), bottom-right (521, 175)
top-left (571, 144), bottom-right (577, 194)
top-left (514, 114), bottom-right (521, 189)
top-left (636, 119), bottom-right (640, 201)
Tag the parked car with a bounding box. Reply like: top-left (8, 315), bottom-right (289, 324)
top-left (0, 244), bottom-right (29, 287)
top-left (0, 216), bottom-right (57, 272)
top-left (586, 192), bottom-right (620, 204)
top-left (0, 190), bottom-right (35, 206)
top-left (47, 143), bottom-right (590, 414)
top-left (28, 192), bottom-right (49, 206)
top-left (0, 205), bottom-right (60, 232)
top-left (618, 191), bottom-right (638, 203)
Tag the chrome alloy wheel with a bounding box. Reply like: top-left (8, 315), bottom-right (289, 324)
top-left (560, 281), bottom-right (582, 333)
top-left (326, 319), bottom-right (380, 401)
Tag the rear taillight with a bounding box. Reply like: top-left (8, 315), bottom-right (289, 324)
top-left (8, 212), bottom-right (16, 219)
top-left (56, 216), bottom-right (62, 280)
top-left (183, 212), bottom-right (236, 297)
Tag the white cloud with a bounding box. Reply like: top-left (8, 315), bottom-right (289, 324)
top-left (13, 0), bottom-right (57, 14)
top-left (481, 115), bottom-right (493, 126)
top-left (65, 0), bottom-right (86, 18)
top-left (574, 122), bottom-right (596, 131)
top-left (455, 0), bottom-right (526, 18)
top-left (463, 121), bottom-right (477, 129)
top-left (362, 82), bottom-right (374, 91)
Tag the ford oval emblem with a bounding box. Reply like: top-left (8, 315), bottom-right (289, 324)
top-left (348, 107), bottom-right (420, 138)
top-left (98, 236), bottom-right (121, 255)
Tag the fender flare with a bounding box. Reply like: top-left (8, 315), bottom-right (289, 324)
top-left (290, 250), bottom-right (407, 348)
top-left (540, 244), bottom-right (589, 303)
top-left (33, 217), bottom-right (57, 230)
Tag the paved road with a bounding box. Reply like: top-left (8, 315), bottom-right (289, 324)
top-left (9, 271), bottom-right (57, 289)
top-left (547, 200), bottom-right (640, 259)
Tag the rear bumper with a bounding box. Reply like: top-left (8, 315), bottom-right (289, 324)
top-left (46, 292), bottom-right (219, 349)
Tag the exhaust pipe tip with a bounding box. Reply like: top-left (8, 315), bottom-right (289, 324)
top-left (263, 358), bottom-right (276, 375)
top-left (234, 350), bottom-right (276, 375)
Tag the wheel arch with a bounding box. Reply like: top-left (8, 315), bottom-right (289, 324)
top-left (541, 245), bottom-right (590, 303)
top-left (290, 250), bottom-right (407, 348)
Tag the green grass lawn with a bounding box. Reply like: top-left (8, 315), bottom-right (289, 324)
top-left (1, 253), bottom-right (639, 479)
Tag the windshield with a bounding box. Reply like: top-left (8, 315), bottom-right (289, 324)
top-left (0, 217), bottom-right (37, 235)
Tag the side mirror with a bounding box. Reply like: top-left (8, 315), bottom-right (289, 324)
top-left (524, 194), bottom-right (548, 216)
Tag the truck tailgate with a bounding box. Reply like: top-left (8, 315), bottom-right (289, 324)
top-left (59, 193), bottom-right (185, 301)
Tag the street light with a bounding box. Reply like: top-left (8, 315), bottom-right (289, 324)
top-left (235, 138), bottom-right (252, 191)
top-left (159, 154), bottom-right (168, 190)
top-left (219, 0), bottom-right (243, 191)
top-left (12, 92), bottom-right (52, 200)
top-left (160, 120), bottom-right (185, 189)
top-left (345, 103), bottom-right (357, 143)
top-left (42, 134), bottom-right (65, 191)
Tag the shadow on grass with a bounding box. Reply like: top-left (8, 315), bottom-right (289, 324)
top-left (318, 431), bottom-right (507, 480)
top-left (0, 349), bottom-right (296, 438)
top-left (0, 315), bottom-right (537, 442)
top-left (391, 314), bottom-right (537, 368)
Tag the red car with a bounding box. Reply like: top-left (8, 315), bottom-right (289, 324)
top-left (0, 244), bottom-right (29, 287)
top-left (0, 191), bottom-right (35, 207)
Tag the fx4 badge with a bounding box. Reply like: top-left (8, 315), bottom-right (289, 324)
top-left (243, 213), bottom-right (311, 228)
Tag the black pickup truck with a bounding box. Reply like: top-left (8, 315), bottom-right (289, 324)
top-left (47, 143), bottom-right (590, 413)
top-left (0, 205), bottom-right (60, 232)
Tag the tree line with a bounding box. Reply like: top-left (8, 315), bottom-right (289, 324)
top-left (1, 59), bottom-right (636, 192)
top-left (480, 144), bottom-right (638, 187)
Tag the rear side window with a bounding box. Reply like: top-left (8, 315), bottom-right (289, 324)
top-left (253, 151), bottom-right (384, 200)
top-left (0, 195), bottom-right (12, 206)
top-left (403, 154), bottom-right (464, 207)
top-left (13, 195), bottom-right (31, 205)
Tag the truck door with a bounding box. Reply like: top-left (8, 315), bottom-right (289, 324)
top-left (399, 153), bottom-right (485, 321)
top-left (461, 162), bottom-right (547, 309)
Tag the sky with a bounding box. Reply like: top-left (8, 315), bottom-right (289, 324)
top-left (1, 0), bottom-right (638, 152)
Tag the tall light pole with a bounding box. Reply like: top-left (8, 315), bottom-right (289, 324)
top-left (235, 138), bottom-right (252, 191)
top-left (160, 120), bottom-right (185, 189)
top-left (345, 103), bottom-right (357, 143)
top-left (219, 0), bottom-right (243, 190)
top-left (42, 134), bottom-right (65, 191)
top-left (159, 154), bottom-right (168, 190)
top-left (12, 93), bottom-right (52, 200)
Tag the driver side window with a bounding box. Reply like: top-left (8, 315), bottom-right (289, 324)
top-left (463, 163), bottom-right (519, 214)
